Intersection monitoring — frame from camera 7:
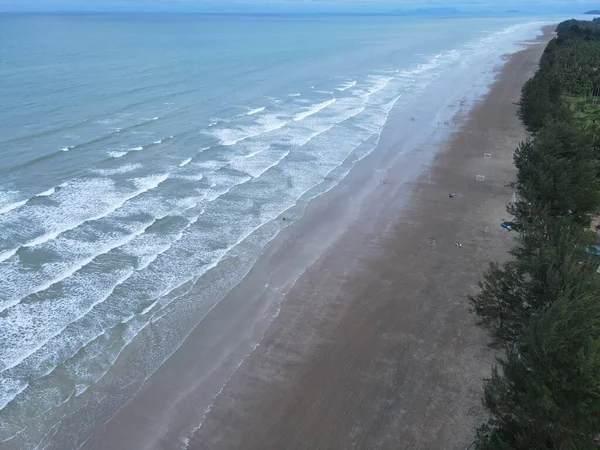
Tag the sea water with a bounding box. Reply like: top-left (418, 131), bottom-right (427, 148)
top-left (0, 12), bottom-right (560, 449)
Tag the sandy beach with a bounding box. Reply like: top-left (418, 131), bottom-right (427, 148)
top-left (186, 29), bottom-right (554, 450)
top-left (79, 27), bottom-right (553, 450)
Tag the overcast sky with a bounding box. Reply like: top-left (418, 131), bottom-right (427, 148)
top-left (0, 0), bottom-right (597, 13)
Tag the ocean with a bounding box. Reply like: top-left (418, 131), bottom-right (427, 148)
top-left (0, 12), bottom-right (560, 449)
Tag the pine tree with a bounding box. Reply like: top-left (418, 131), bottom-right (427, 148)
top-left (469, 231), bottom-right (598, 345)
top-left (475, 290), bottom-right (600, 450)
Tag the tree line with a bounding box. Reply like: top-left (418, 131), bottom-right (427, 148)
top-left (471, 20), bottom-right (600, 450)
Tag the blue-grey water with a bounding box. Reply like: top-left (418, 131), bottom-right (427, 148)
top-left (0, 12), bottom-right (560, 449)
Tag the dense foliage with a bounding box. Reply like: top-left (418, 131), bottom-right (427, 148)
top-left (518, 21), bottom-right (600, 132)
top-left (471, 19), bottom-right (600, 450)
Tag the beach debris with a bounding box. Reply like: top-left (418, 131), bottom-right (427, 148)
top-left (476, 175), bottom-right (485, 182)
top-left (501, 221), bottom-right (522, 231)
top-left (449, 193), bottom-right (456, 198)
top-left (484, 153), bottom-right (492, 158)
top-left (429, 237), bottom-right (437, 245)
top-left (455, 241), bottom-right (462, 248)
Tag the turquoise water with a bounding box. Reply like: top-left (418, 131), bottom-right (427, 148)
top-left (0, 13), bottom-right (557, 449)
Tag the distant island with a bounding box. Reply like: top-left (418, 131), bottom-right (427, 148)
top-left (585, 10), bottom-right (600, 14)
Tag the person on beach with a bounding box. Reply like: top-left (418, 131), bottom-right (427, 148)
top-left (455, 241), bottom-right (462, 248)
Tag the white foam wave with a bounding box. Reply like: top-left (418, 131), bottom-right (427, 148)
top-left (61, 146), bottom-right (74, 152)
top-left (92, 163), bottom-right (142, 176)
top-left (0, 199), bottom-right (27, 215)
top-left (365, 76), bottom-right (393, 97)
top-left (2, 174), bottom-right (169, 270)
top-left (0, 266), bottom-right (136, 374)
top-left (336, 80), bottom-right (357, 92)
top-left (244, 146), bottom-right (269, 158)
top-left (179, 158), bottom-right (192, 167)
top-left (131, 146), bottom-right (144, 151)
top-left (153, 140), bottom-right (163, 145)
top-left (141, 301), bottom-right (158, 315)
top-left (214, 115), bottom-right (287, 146)
top-left (249, 150), bottom-right (290, 179)
top-left (15, 216), bottom-right (159, 308)
top-left (174, 173), bottom-right (204, 181)
top-left (0, 377), bottom-right (28, 411)
top-left (108, 151), bottom-right (127, 159)
top-left (37, 188), bottom-right (56, 197)
top-left (293, 98), bottom-right (336, 122)
top-left (246, 107), bottom-right (265, 116)
top-left (0, 248), bottom-right (18, 263)
top-left (288, 93), bottom-right (301, 97)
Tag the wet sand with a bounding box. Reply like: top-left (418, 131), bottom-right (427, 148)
top-left (186, 29), bottom-right (554, 450)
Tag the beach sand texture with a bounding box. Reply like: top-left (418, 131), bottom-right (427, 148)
top-left (80, 27), bottom-right (554, 450)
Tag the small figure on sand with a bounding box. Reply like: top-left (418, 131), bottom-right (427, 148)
top-left (455, 241), bottom-right (462, 248)
top-left (411, 117), bottom-right (415, 121)
top-left (429, 237), bottom-right (437, 245)
top-left (449, 193), bottom-right (456, 198)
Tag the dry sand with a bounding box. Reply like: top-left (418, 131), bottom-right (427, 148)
top-left (186, 29), bottom-right (554, 450)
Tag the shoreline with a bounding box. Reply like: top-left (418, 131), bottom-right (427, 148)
top-left (186, 27), bottom-right (555, 449)
top-left (78, 27), bottom-right (554, 450)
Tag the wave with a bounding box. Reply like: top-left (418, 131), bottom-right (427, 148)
top-left (335, 80), bottom-right (357, 92)
top-left (0, 211), bottom-right (208, 400)
top-left (365, 76), bottom-right (394, 97)
top-left (10, 115), bottom-right (163, 172)
top-left (247, 150), bottom-right (290, 179)
top-left (92, 163), bottom-right (142, 176)
top-left (0, 266), bottom-right (137, 375)
top-left (1, 186), bottom-right (67, 220)
top-left (244, 146), bottom-right (269, 158)
top-left (0, 248), bottom-right (18, 264)
top-left (293, 98), bottom-right (336, 122)
top-left (0, 175), bottom-right (170, 301)
top-left (108, 151), bottom-right (127, 159)
top-left (173, 173), bottom-right (204, 181)
top-left (179, 158), bottom-right (192, 167)
top-left (246, 107), bottom-right (265, 116)
top-left (214, 116), bottom-right (287, 146)
top-left (288, 93), bottom-right (301, 97)
top-left (37, 187), bottom-right (56, 197)
top-left (0, 377), bottom-right (28, 411)
top-left (0, 199), bottom-right (27, 215)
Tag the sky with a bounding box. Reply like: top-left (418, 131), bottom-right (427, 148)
top-left (0, 0), bottom-right (597, 13)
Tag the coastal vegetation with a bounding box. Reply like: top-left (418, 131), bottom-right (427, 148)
top-left (471, 19), bottom-right (600, 449)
